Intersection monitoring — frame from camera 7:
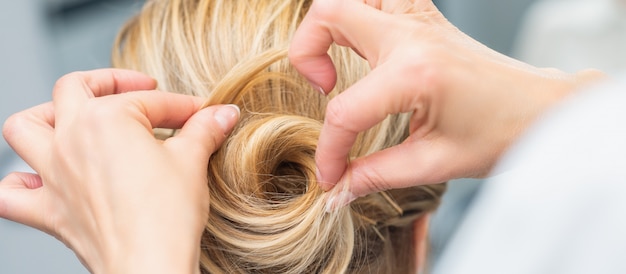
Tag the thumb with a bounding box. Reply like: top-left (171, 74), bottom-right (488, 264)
top-left (166, 104), bottom-right (240, 164)
top-left (325, 140), bottom-right (452, 211)
top-left (0, 172), bottom-right (45, 229)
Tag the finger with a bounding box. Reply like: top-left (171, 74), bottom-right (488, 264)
top-left (0, 172), bottom-right (45, 229)
top-left (53, 69), bottom-right (157, 126)
top-left (107, 91), bottom-right (206, 130)
top-left (289, 0), bottom-right (392, 93)
top-left (165, 104), bottom-right (240, 167)
top-left (316, 61), bottom-right (429, 189)
top-left (336, 139), bottom-right (453, 199)
top-left (325, 139), bottom-right (459, 211)
top-left (3, 103), bottom-right (55, 171)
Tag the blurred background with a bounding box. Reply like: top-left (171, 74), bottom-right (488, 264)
top-left (1, 0), bottom-right (624, 273)
top-left (1, 1), bottom-right (146, 273)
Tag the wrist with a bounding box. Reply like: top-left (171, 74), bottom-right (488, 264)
top-left (540, 68), bottom-right (607, 103)
top-left (481, 67), bottom-right (607, 174)
top-left (103, 248), bottom-right (201, 274)
top-left (94, 233), bottom-right (202, 274)
top-left (574, 68), bottom-right (608, 88)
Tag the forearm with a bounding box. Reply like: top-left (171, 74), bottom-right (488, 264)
top-left (93, 236), bottom-right (202, 274)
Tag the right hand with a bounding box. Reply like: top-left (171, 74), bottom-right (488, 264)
top-left (289, 0), bottom-right (604, 202)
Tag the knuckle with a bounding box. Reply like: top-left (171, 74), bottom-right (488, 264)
top-left (2, 113), bottom-right (26, 143)
top-left (324, 97), bottom-right (354, 132)
top-left (397, 50), bottom-right (430, 75)
top-left (201, 117), bottom-right (222, 153)
top-left (84, 101), bottom-right (120, 122)
top-left (287, 44), bottom-right (305, 64)
top-left (74, 101), bottom-right (124, 134)
top-left (288, 0), bottom-right (342, 64)
top-left (170, 130), bottom-right (218, 160)
top-left (397, 50), bottom-right (443, 91)
top-left (353, 165), bottom-right (391, 194)
top-left (206, 133), bottom-right (220, 154)
top-left (206, 122), bottom-right (224, 150)
top-left (52, 72), bottom-right (84, 98)
top-left (311, 0), bottom-right (343, 21)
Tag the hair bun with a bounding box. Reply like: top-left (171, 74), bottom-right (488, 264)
top-left (202, 114), bottom-right (354, 273)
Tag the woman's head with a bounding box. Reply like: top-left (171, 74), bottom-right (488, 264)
top-left (113, 0), bottom-right (445, 273)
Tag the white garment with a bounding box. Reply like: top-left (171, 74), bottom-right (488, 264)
top-left (433, 76), bottom-right (626, 274)
top-left (514, 0), bottom-right (626, 75)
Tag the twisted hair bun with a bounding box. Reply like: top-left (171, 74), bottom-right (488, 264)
top-left (203, 114), bottom-right (354, 273)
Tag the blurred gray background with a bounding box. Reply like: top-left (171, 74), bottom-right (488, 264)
top-left (1, 1), bottom-right (145, 273)
top-left (6, 0), bottom-right (621, 273)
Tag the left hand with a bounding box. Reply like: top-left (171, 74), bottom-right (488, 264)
top-left (0, 69), bottom-right (240, 274)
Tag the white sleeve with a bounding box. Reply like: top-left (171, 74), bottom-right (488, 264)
top-left (433, 76), bottom-right (626, 274)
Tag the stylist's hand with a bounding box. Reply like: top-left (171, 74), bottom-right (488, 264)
top-left (0, 69), bottom-right (240, 274)
top-left (289, 0), bottom-right (603, 202)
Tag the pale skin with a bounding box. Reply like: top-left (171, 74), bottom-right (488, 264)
top-left (0, 0), bottom-right (607, 272)
top-left (0, 69), bottom-right (428, 274)
top-left (0, 69), bottom-right (240, 273)
top-left (288, 0), bottom-right (605, 204)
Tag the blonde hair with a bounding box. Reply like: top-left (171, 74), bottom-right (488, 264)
top-left (112, 0), bottom-right (446, 273)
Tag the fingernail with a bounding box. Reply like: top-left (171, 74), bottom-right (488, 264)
top-left (315, 167), bottom-right (324, 184)
top-left (325, 190), bottom-right (357, 213)
top-left (214, 104), bottom-right (240, 134)
top-left (316, 85), bottom-right (326, 96)
top-left (308, 81), bottom-right (326, 96)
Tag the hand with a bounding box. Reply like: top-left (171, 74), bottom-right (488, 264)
top-left (0, 69), bottom-right (240, 273)
top-left (289, 0), bottom-right (604, 200)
